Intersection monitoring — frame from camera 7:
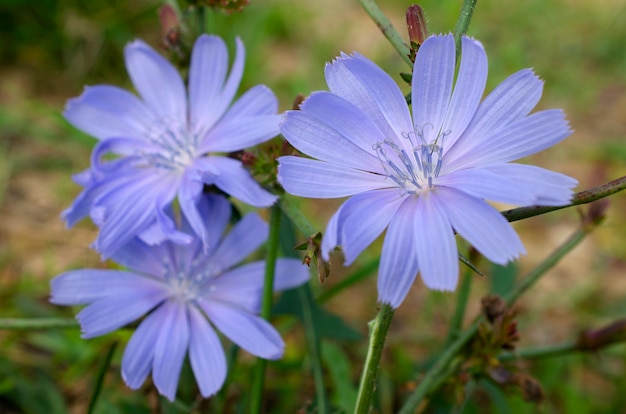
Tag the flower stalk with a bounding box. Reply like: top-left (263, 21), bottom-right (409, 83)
top-left (0, 318), bottom-right (79, 330)
top-left (453, 0), bottom-right (478, 58)
top-left (354, 303), bottom-right (396, 414)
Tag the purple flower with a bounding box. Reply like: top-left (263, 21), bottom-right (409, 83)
top-left (278, 34), bottom-right (577, 309)
top-left (50, 196), bottom-right (309, 400)
top-left (63, 34), bottom-right (279, 258)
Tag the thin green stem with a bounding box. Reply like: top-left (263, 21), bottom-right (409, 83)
top-left (399, 224), bottom-right (593, 413)
top-left (87, 342), bottom-right (117, 414)
top-left (249, 206), bottom-right (281, 414)
top-left (444, 266), bottom-right (473, 346)
top-left (453, 0), bottom-right (478, 57)
top-left (278, 194), bottom-right (317, 237)
top-left (354, 303), bottom-right (396, 414)
top-left (196, 5), bottom-right (206, 35)
top-left (499, 342), bottom-right (577, 362)
top-left (299, 285), bottom-right (328, 413)
top-left (503, 175), bottom-right (626, 223)
top-left (0, 318), bottom-right (79, 330)
top-left (358, 0), bottom-right (413, 67)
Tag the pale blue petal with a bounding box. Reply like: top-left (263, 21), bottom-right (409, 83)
top-left (277, 156), bottom-right (390, 198)
top-left (330, 189), bottom-right (406, 265)
top-left (210, 213), bottom-right (268, 271)
top-left (482, 164), bottom-right (577, 206)
top-left (321, 206), bottom-right (342, 261)
top-left (122, 304), bottom-right (167, 389)
top-left (210, 84), bottom-right (278, 129)
top-left (50, 270), bottom-right (164, 305)
top-left (324, 53), bottom-right (413, 142)
top-left (179, 182), bottom-right (231, 251)
top-left (296, 92), bottom-right (386, 153)
top-left (281, 103), bottom-right (383, 172)
top-left (189, 35), bottom-right (229, 133)
top-left (435, 187), bottom-right (525, 264)
top-left (188, 306), bottom-right (226, 398)
top-left (77, 288), bottom-right (167, 338)
top-left (377, 199), bottom-right (419, 308)
top-left (440, 36), bottom-right (488, 150)
top-left (204, 259), bottom-right (309, 313)
top-left (446, 69), bottom-right (543, 160)
top-left (201, 301), bottom-right (284, 359)
top-left (110, 239), bottom-right (169, 276)
top-left (195, 156), bottom-right (277, 207)
top-left (214, 38), bottom-right (245, 126)
top-left (411, 35), bottom-right (455, 144)
top-left (201, 114), bottom-right (280, 153)
top-left (124, 39), bottom-right (186, 120)
top-left (436, 168), bottom-right (540, 206)
top-left (152, 301), bottom-right (189, 401)
top-left (64, 85), bottom-right (155, 140)
top-left (445, 109), bottom-right (572, 171)
top-left (138, 205), bottom-right (193, 246)
top-left (177, 171), bottom-right (207, 246)
top-left (415, 194), bottom-right (458, 290)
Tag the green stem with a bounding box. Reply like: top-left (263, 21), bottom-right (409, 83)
top-left (499, 342), bottom-right (577, 362)
top-left (249, 206), bottom-right (281, 414)
top-left (444, 266), bottom-right (473, 346)
top-left (0, 318), bottom-right (79, 330)
top-left (358, 0), bottom-right (413, 67)
top-left (354, 303), bottom-right (396, 414)
top-left (87, 342), bottom-right (117, 414)
top-left (278, 194), bottom-right (317, 237)
top-left (503, 175), bottom-right (626, 223)
top-left (399, 224), bottom-right (593, 413)
top-left (453, 0), bottom-right (478, 57)
top-left (196, 5), bottom-right (206, 35)
top-left (299, 285), bottom-right (328, 413)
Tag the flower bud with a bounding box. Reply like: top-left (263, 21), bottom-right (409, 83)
top-left (406, 5), bottom-right (428, 46)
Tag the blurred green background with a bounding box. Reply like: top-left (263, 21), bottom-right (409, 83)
top-left (1, 0), bottom-right (626, 412)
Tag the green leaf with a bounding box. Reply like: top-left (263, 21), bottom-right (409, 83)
top-left (490, 262), bottom-right (518, 297)
top-left (322, 342), bottom-right (358, 413)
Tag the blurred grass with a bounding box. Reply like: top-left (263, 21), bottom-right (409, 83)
top-left (1, 0), bottom-right (626, 412)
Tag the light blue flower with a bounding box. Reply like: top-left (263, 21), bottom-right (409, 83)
top-left (63, 34), bottom-right (279, 258)
top-left (50, 197), bottom-right (309, 401)
top-left (278, 34), bottom-right (577, 309)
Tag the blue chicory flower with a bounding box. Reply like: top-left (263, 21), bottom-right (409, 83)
top-left (278, 34), bottom-right (577, 309)
top-left (63, 34), bottom-right (279, 258)
top-left (50, 196), bottom-right (309, 400)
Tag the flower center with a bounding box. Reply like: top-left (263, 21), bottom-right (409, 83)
top-left (161, 253), bottom-right (222, 303)
top-left (142, 116), bottom-right (201, 171)
top-left (373, 126), bottom-right (448, 195)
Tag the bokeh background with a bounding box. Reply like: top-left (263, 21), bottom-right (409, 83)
top-left (1, 0), bottom-right (626, 412)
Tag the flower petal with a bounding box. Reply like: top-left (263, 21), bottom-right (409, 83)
top-left (440, 36), bottom-right (488, 150)
top-left (124, 39), bottom-right (186, 120)
top-left (109, 239), bottom-right (169, 276)
top-left (445, 109), bottom-right (572, 171)
top-left (325, 189), bottom-right (406, 265)
top-left (210, 212), bottom-right (268, 271)
top-left (204, 259), bottom-right (309, 313)
top-left (122, 304), bottom-right (167, 389)
top-left (200, 301), bottom-right (284, 359)
top-left (215, 84), bottom-right (278, 124)
top-left (50, 270), bottom-right (164, 305)
top-left (446, 68), bottom-right (544, 163)
top-left (64, 85), bottom-right (155, 140)
top-left (77, 287), bottom-right (167, 338)
top-left (152, 301), bottom-right (189, 401)
top-left (277, 156), bottom-right (390, 198)
top-left (415, 193), bottom-right (458, 290)
top-left (281, 99), bottom-right (383, 172)
top-left (201, 113), bottom-right (280, 153)
top-left (188, 306), bottom-right (226, 398)
top-left (411, 34), bottom-right (456, 144)
top-left (325, 53), bottom-right (413, 142)
top-left (377, 199), bottom-right (419, 309)
top-left (195, 156), bottom-right (277, 207)
top-left (179, 186), bottom-right (232, 251)
top-left (482, 164), bottom-right (577, 206)
top-left (435, 187), bottom-right (525, 264)
top-left (189, 35), bottom-right (229, 132)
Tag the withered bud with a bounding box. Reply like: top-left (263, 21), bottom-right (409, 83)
top-left (516, 374), bottom-right (544, 403)
top-left (582, 198), bottom-right (609, 229)
top-left (406, 5), bottom-right (428, 46)
top-left (159, 5), bottom-right (181, 51)
top-left (576, 319), bottom-right (626, 351)
top-left (292, 94), bottom-right (306, 110)
top-left (481, 294), bottom-right (508, 323)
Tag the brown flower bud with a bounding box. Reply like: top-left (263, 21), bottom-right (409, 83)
top-left (406, 5), bottom-right (428, 46)
top-left (481, 294), bottom-right (508, 323)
